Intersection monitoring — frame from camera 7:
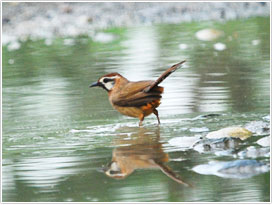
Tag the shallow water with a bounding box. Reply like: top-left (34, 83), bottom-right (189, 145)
top-left (2, 17), bottom-right (270, 202)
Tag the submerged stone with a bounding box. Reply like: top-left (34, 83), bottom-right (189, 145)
top-left (237, 146), bottom-right (270, 159)
top-left (206, 127), bottom-right (252, 140)
top-left (192, 159), bottom-right (269, 179)
top-left (193, 137), bottom-right (241, 153)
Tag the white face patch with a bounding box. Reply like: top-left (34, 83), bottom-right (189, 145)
top-left (99, 76), bottom-right (119, 91)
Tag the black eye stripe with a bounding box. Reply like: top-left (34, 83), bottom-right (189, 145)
top-left (103, 78), bottom-right (115, 83)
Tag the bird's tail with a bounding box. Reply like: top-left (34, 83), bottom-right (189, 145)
top-left (144, 60), bottom-right (186, 93)
top-left (155, 160), bottom-right (192, 187)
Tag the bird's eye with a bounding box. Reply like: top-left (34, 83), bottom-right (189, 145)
top-left (103, 78), bottom-right (114, 83)
top-left (109, 170), bottom-right (120, 175)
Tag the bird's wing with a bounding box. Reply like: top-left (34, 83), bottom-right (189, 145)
top-left (112, 81), bottom-right (162, 107)
top-left (144, 60), bottom-right (186, 93)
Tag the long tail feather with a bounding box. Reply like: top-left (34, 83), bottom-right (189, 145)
top-left (144, 60), bottom-right (186, 93)
top-left (155, 160), bottom-right (192, 187)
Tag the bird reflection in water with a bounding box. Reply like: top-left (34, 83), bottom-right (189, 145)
top-left (103, 126), bottom-right (191, 187)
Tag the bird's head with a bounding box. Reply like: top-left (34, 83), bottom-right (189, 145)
top-left (89, 72), bottom-right (123, 92)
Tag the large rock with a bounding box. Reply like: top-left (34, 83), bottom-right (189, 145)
top-left (206, 127), bottom-right (252, 141)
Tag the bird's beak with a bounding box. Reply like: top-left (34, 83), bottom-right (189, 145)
top-left (89, 82), bottom-right (101, 88)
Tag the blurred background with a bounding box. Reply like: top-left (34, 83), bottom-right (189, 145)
top-left (2, 2), bottom-right (270, 202)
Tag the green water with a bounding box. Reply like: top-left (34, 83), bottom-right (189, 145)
top-left (2, 17), bottom-right (270, 202)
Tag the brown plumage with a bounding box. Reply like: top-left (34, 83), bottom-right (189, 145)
top-left (89, 60), bottom-right (186, 126)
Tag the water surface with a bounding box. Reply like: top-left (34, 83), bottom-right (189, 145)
top-left (2, 17), bottom-right (270, 202)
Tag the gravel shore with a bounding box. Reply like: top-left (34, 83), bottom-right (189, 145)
top-left (2, 2), bottom-right (270, 45)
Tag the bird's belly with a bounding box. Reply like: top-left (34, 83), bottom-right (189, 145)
top-left (112, 105), bottom-right (145, 118)
top-left (112, 100), bottom-right (160, 119)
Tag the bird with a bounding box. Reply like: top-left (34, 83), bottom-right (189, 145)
top-left (89, 60), bottom-right (186, 126)
top-left (103, 126), bottom-right (191, 186)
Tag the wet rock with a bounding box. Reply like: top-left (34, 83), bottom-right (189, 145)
top-left (206, 127), bottom-right (252, 140)
top-left (237, 146), bottom-right (270, 159)
top-left (195, 28), bottom-right (224, 41)
top-left (245, 121), bottom-right (270, 136)
top-left (256, 136), bottom-right (270, 147)
top-left (193, 137), bottom-right (241, 153)
top-left (192, 159), bottom-right (269, 178)
top-left (168, 136), bottom-right (201, 149)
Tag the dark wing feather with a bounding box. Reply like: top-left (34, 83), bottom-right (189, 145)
top-left (113, 93), bottom-right (161, 107)
top-left (112, 80), bottom-right (162, 107)
top-left (144, 60), bottom-right (186, 93)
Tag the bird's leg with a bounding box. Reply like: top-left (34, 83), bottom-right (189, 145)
top-left (153, 109), bottom-right (160, 125)
top-left (139, 114), bottom-right (145, 127)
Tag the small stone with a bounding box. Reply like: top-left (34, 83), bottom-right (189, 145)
top-left (206, 127), bottom-right (252, 140)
